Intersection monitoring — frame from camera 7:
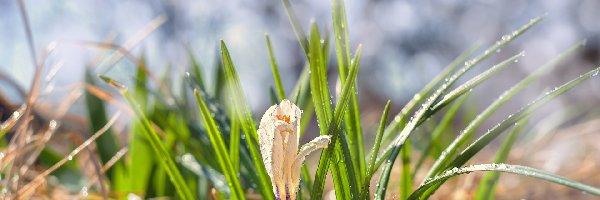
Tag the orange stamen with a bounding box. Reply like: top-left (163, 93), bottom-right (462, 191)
top-left (276, 115), bottom-right (291, 124)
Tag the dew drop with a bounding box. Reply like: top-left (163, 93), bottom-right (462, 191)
top-left (497, 163), bottom-right (507, 170)
top-left (81, 187), bottom-right (89, 197)
top-left (49, 120), bottom-right (58, 129)
top-left (514, 59), bottom-right (519, 63)
top-left (592, 71), bottom-right (599, 77)
top-left (496, 48), bottom-right (502, 53)
top-left (67, 156), bottom-right (73, 161)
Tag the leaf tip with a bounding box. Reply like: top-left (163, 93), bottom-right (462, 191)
top-left (98, 75), bottom-right (126, 90)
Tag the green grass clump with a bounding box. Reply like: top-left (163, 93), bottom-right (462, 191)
top-left (2, 0), bottom-right (600, 199)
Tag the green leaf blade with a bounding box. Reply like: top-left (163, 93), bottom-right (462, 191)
top-left (99, 76), bottom-right (194, 200)
top-left (220, 41), bottom-right (275, 200)
top-left (409, 164), bottom-right (600, 199)
top-left (419, 65), bottom-right (600, 198)
top-left (422, 40), bottom-right (585, 184)
top-left (311, 44), bottom-right (363, 199)
top-left (265, 33), bottom-right (286, 100)
top-left (194, 89), bottom-right (245, 199)
top-left (474, 117), bottom-right (528, 200)
top-left (359, 100), bottom-right (391, 199)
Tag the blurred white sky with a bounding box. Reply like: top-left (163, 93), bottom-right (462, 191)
top-left (1, 0), bottom-right (599, 113)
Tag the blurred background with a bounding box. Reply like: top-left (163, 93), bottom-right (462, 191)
top-left (2, 0), bottom-right (600, 110)
top-left (1, 0), bottom-right (600, 199)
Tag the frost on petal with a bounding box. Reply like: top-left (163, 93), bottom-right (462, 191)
top-left (258, 99), bottom-right (309, 200)
top-left (294, 135), bottom-right (331, 165)
top-left (258, 105), bottom-right (277, 179)
top-left (272, 129), bottom-right (286, 198)
top-left (289, 135), bottom-right (331, 197)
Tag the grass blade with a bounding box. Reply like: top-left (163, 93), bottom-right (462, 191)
top-left (281, 0), bottom-right (309, 56)
top-left (311, 41), bottom-right (363, 199)
top-left (420, 65), bottom-right (600, 198)
top-left (474, 117), bottom-right (529, 200)
top-left (359, 100), bottom-right (391, 199)
top-left (409, 164), bottom-right (600, 199)
top-left (99, 75), bottom-right (194, 200)
top-left (382, 14), bottom-right (545, 147)
top-left (188, 48), bottom-right (206, 91)
top-left (213, 53), bottom-right (226, 100)
top-left (194, 89), bottom-right (245, 199)
top-left (308, 23), bottom-right (333, 133)
top-left (422, 40), bottom-right (585, 184)
top-left (414, 94), bottom-right (470, 176)
top-left (400, 138), bottom-right (412, 200)
top-left (454, 65), bottom-right (600, 175)
top-left (229, 109), bottom-right (241, 172)
top-left (306, 22), bottom-right (351, 199)
top-left (84, 69), bottom-right (120, 179)
top-left (220, 41), bottom-right (275, 200)
top-left (301, 165), bottom-right (313, 194)
top-left (265, 33), bottom-right (286, 100)
top-left (332, 0), bottom-right (365, 185)
top-left (430, 51), bottom-right (524, 112)
top-left (381, 45), bottom-right (477, 146)
top-left (375, 14), bottom-right (546, 196)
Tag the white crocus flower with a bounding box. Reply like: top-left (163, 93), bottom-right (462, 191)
top-left (258, 99), bottom-right (331, 200)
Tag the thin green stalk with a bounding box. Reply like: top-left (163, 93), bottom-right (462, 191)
top-left (265, 33), bottom-right (286, 100)
top-left (381, 14), bottom-right (545, 149)
top-left (414, 94), bottom-right (470, 176)
top-left (99, 76), bottom-right (194, 200)
top-left (380, 45), bottom-right (478, 147)
top-left (474, 117), bottom-right (529, 200)
top-left (422, 40), bottom-right (585, 185)
top-left (220, 41), bottom-right (275, 200)
top-left (419, 65), bottom-right (600, 198)
top-left (308, 21), bottom-right (355, 199)
top-left (360, 100), bottom-right (391, 199)
top-left (409, 164), bottom-right (600, 199)
top-left (332, 0), bottom-right (365, 185)
top-left (188, 48), bottom-right (206, 91)
top-left (311, 41), bottom-right (362, 199)
top-left (400, 138), bottom-right (412, 200)
top-left (281, 0), bottom-right (309, 56)
top-left (229, 112), bottom-right (241, 172)
top-left (195, 89), bottom-right (245, 199)
top-left (374, 16), bottom-right (547, 199)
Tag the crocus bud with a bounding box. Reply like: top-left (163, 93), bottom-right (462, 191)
top-left (258, 99), bottom-right (331, 200)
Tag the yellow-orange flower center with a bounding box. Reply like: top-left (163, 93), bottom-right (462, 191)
top-left (276, 114), bottom-right (291, 124)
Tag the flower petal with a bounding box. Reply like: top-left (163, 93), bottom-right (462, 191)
top-left (258, 105), bottom-right (277, 180)
top-left (289, 135), bottom-right (331, 197)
